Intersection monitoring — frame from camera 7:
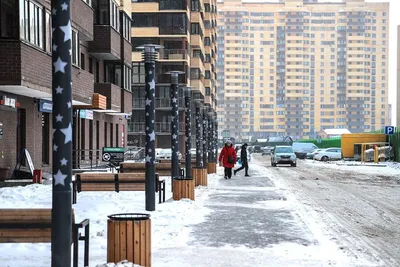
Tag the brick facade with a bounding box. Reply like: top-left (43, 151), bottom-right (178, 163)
top-left (0, 41), bottom-right (21, 85)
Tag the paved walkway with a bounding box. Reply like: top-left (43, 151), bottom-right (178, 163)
top-left (153, 163), bottom-right (340, 267)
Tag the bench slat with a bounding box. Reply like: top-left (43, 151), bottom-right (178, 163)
top-left (79, 174), bottom-right (115, 182)
top-left (0, 209), bottom-right (51, 217)
top-left (0, 229), bottom-right (51, 238)
top-left (0, 237), bottom-right (51, 243)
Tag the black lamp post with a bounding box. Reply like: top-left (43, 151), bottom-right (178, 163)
top-left (166, 71), bottom-right (185, 179)
top-left (195, 100), bottom-right (203, 168)
top-left (137, 44), bottom-right (162, 211)
top-left (51, 0), bottom-right (73, 264)
top-left (184, 86), bottom-right (192, 178)
top-left (202, 106), bottom-right (208, 169)
top-left (214, 112), bottom-right (218, 162)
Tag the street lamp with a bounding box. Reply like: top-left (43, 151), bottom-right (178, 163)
top-left (137, 44), bottom-right (163, 211)
top-left (166, 71), bottom-right (185, 179)
top-left (184, 86), bottom-right (192, 178)
top-left (194, 99), bottom-right (204, 168)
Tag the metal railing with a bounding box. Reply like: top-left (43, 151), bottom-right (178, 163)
top-left (133, 98), bottom-right (185, 109)
top-left (72, 149), bottom-right (104, 170)
top-left (127, 122), bottom-right (185, 133)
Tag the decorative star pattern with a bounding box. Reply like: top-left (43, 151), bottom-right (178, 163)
top-left (195, 105), bottom-right (203, 168)
top-left (170, 83), bottom-right (179, 177)
top-left (55, 86), bottom-right (63, 94)
top-left (202, 110), bottom-right (208, 167)
top-left (145, 61), bottom-right (156, 168)
top-left (184, 94), bottom-right (192, 175)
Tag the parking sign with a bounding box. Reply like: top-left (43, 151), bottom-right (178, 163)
top-left (384, 126), bottom-right (395, 135)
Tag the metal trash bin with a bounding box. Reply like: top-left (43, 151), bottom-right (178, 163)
top-left (107, 213), bottom-right (151, 267)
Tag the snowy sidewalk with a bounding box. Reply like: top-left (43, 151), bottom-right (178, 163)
top-left (153, 165), bottom-right (352, 267)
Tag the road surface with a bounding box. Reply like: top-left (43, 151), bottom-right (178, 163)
top-left (253, 154), bottom-right (400, 267)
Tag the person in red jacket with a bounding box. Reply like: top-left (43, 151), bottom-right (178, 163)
top-left (219, 140), bottom-right (237, 179)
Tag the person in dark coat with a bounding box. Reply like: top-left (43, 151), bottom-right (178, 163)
top-left (219, 140), bottom-right (237, 179)
top-left (234, 143), bottom-right (250, 177)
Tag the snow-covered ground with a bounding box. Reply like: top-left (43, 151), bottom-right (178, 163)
top-left (1, 158), bottom-right (399, 266)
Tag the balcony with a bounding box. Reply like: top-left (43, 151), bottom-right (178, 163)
top-left (89, 26), bottom-right (121, 60)
top-left (131, 2), bottom-right (159, 12)
top-left (132, 98), bottom-right (185, 109)
top-left (72, 0), bottom-right (93, 41)
top-left (158, 49), bottom-right (189, 62)
top-left (94, 83), bottom-right (122, 112)
top-left (127, 122), bottom-right (185, 133)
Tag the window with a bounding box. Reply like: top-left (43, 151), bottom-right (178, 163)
top-left (1, 0), bottom-right (18, 38)
top-left (80, 53), bottom-right (85, 70)
top-left (110, 0), bottom-right (119, 30)
top-left (191, 0), bottom-right (199, 12)
top-left (159, 13), bottom-right (187, 35)
top-left (121, 12), bottom-right (131, 41)
top-left (105, 63), bottom-right (122, 87)
top-left (19, 0), bottom-right (43, 48)
top-left (71, 30), bottom-right (80, 66)
top-left (132, 13), bottom-right (157, 27)
top-left (132, 63), bottom-right (145, 84)
top-left (123, 65), bottom-right (132, 91)
top-left (191, 23), bottom-right (202, 35)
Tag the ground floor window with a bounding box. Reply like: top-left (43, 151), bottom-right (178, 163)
top-left (41, 113), bottom-right (50, 164)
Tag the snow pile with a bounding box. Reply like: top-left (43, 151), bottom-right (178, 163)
top-left (96, 260), bottom-right (141, 267)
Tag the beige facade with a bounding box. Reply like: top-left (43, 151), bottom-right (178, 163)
top-left (397, 26), bottom-right (400, 127)
top-left (217, 0), bottom-right (389, 141)
top-left (128, 0), bottom-right (218, 148)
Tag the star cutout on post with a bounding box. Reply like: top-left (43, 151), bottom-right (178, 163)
top-left (172, 97), bottom-right (177, 103)
top-left (54, 170), bottom-right (67, 186)
top-left (146, 155), bottom-right (152, 162)
top-left (146, 112), bottom-right (149, 116)
top-left (52, 44), bottom-right (58, 52)
top-left (172, 134), bottom-right (177, 139)
top-left (145, 98), bottom-right (152, 106)
top-left (53, 144), bottom-right (58, 151)
top-left (54, 57), bottom-right (67, 73)
top-left (60, 21), bottom-right (72, 42)
top-left (60, 123), bottom-right (72, 144)
top-left (60, 158), bottom-right (68, 166)
top-left (147, 79), bottom-right (155, 90)
top-left (67, 101), bottom-right (72, 108)
top-left (55, 86), bottom-right (63, 94)
top-left (148, 130), bottom-right (155, 141)
top-left (61, 2), bottom-right (68, 10)
top-left (149, 70), bottom-right (152, 74)
top-left (52, 8), bottom-right (57, 15)
top-left (56, 114), bottom-right (63, 122)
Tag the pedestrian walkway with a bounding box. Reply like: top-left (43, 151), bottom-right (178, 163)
top-left (153, 163), bottom-right (344, 267)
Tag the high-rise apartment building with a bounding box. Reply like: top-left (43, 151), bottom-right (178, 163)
top-left (0, 0), bottom-right (133, 175)
top-left (397, 25), bottom-right (400, 127)
top-left (129, 0), bottom-right (218, 150)
top-left (217, 0), bottom-right (389, 141)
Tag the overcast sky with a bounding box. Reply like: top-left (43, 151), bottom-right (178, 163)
top-left (235, 0), bottom-right (398, 124)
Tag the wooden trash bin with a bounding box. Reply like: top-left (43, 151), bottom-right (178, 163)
top-left (192, 167), bottom-right (207, 186)
top-left (107, 213), bottom-right (151, 267)
top-left (172, 177), bottom-right (195, 201)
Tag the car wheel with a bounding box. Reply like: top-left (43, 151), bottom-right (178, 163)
top-left (272, 162), bottom-right (276, 167)
top-left (291, 162), bottom-right (297, 167)
top-left (321, 156), bottom-right (329, 162)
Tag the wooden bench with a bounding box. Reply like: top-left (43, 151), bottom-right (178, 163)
top-left (119, 162), bottom-right (184, 177)
top-left (0, 208), bottom-right (89, 267)
top-left (73, 173), bottom-right (165, 204)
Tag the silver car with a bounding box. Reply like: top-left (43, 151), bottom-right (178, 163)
top-left (271, 146), bottom-right (297, 167)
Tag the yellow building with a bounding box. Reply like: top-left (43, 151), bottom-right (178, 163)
top-left (129, 0), bottom-right (218, 149)
top-left (217, 0), bottom-right (389, 141)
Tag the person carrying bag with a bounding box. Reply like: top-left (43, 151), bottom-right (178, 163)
top-left (219, 140), bottom-right (237, 179)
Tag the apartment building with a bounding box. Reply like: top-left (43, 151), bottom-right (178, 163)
top-left (0, 0), bottom-right (133, 176)
top-left (217, 0), bottom-right (389, 141)
top-left (129, 0), bottom-right (218, 151)
top-left (397, 26), bottom-right (400, 127)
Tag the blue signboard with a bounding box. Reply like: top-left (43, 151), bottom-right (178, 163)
top-left (384, 126), bottom-right (395, 135)
top-left (38, 100), bottom-right (53, 113)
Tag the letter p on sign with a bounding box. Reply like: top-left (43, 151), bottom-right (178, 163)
top-left (384, 126), bottom-right (395, 135)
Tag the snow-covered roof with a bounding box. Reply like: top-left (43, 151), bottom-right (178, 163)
top-left (323, 128), bottom-right (351, 135)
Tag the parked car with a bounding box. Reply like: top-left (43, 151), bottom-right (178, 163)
top-left (253, 145), bottom-right (262, 153)
top-left (306, 149), bottom-right (325, 159)
top-left (292, 142), bottom-right (319, 159)
top-left (155, 148), bottom-right (182, 161)
top-left (271, 146), bottom-right (297, 167)
top-left (261, 146), bottom-right (274, 155)
top-left (313, 148), bottom-right (342, 161)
